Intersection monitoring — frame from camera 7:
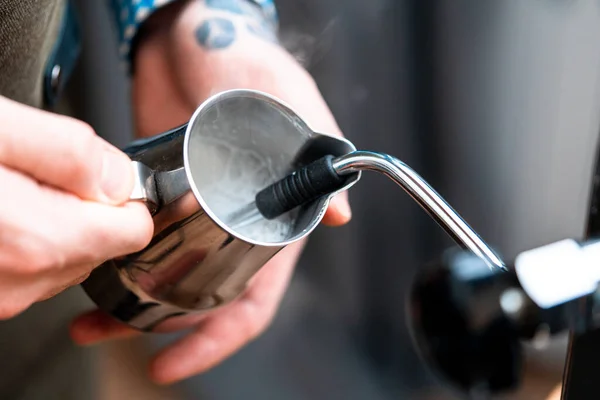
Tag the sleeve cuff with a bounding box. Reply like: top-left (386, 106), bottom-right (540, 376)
top-left (109, 0), bottom-right (177, 62)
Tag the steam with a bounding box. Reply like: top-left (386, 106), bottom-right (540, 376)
top-left (278, 18), bottom-right (339, 68)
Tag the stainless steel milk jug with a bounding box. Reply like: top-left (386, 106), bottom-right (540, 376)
top-left (82, 89), bottom-right (504, 332)
top-left (82, 89), bottom-right (360, 331)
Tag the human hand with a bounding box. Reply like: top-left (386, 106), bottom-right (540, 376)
top-left (70, 0), bottom-right (351, 384)
top-left (0, 96), bottom-right (153, 320)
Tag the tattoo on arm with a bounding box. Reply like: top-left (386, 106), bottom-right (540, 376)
top-left (195, 0), bottom-right (278, 50)
top-left (196, 18), bottom-right (237, 49)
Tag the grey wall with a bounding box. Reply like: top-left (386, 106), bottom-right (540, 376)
top-left (437, 0), bottom-right (600, 258)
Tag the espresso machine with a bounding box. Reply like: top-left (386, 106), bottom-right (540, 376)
top-left (407, 141), bottom-right (600, 399)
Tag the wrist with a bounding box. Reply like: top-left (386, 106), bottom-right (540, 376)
top-left (133, 0), bottom-right (307, 90)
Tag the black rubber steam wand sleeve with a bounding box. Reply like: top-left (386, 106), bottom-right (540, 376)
top-left (255, 155), bottom-right (349, 219)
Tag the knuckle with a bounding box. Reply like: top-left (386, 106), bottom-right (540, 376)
top-left (70, 119), bottom-right (96, 140)
top-left (0, 222), bottom-right (59, 276)
top-left (9, 234), bottom-right (65, 275)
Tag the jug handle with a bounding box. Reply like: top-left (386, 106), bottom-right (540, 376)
top-left (123, 123), bottom-right (191, 214)
top-left (129, 162), bottom-right (191, 215)
top-left (130, 161), bottom-right (159, 215)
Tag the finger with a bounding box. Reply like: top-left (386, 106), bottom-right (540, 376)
top-left (0, 96), bottom-right (134, 204)
top-left (70, 309), bottom-right (141, 345)
top-left (149, 241), bottom-right (304, 384)
top-left (322, 190), bottom-right (352, 227)
top-left (0, 181), bottom-right (154, 270)
top-left (0, 165), bottom-right (149, 264)
top-left (69, 306), bottom-right (210, 345)
top-left (67, 201), bottom-right (154, 262)
top-left (0, 167), bottom-right (153, 316)
top-left (0, 264), bottom-right (93, 320)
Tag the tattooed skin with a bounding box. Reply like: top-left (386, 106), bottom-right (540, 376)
top-left (195, 0), bottom-right (278, 50)
top-left (196, 18), bottom-right (238, 48)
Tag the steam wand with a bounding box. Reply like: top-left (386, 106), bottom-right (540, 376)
top-left (229, 151), bottom-right (505, 272)
top-left (228, 150), bottom-right (600, 396)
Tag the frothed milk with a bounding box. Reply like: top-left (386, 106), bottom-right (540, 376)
top-left (189, 132), bottom-right (296, 243)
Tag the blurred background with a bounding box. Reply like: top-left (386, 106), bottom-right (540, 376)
top-left (66, 0), bottom-right (600, 398)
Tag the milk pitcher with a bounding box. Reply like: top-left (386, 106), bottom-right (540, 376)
top-left (82, 89), bottom-right (504, 332)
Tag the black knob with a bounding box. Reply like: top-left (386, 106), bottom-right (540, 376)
top-left (407, 250), bottom-right (524, 395)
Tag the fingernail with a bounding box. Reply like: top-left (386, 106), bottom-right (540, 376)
top-left (101, 150), bottom-right (133, 203)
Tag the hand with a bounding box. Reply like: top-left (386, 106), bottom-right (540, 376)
top-left (0, 96), bottom-right (153, 319)
top-left (70, 0), bottom-right (351, 384)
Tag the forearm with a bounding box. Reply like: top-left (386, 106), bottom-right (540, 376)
top-left (137, 0), bottom-right (278, 46)
top-left (135, 0), bottom-right (292, 73)
top-left (106, 0), bottom-right (279, 66)
top-left (112, 0), bottom-right (279, 71)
